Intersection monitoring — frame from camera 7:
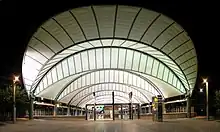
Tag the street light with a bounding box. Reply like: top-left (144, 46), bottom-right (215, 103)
top-left (13, 75), bottom-right (19, 123)
top-left (203, 78), bottom-right (209, 120)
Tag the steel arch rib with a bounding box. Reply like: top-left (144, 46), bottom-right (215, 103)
top-left (32, 46), bottom-right (186, 96)
top-left (80, 97), bottom-right (130, 107)
top-left (31, 42), bottom-right (188, 93)
top-left (53, 68), bottom-right (164, 101)
top-left (74, 91), bottom-right (142, 106)
top-left (82, 98), bottom-right (126, 106)
top-left (61, 82), bottom-right (152, 105)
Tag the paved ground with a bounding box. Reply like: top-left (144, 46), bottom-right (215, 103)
top-left (0, 119), bottom-right (220, 132)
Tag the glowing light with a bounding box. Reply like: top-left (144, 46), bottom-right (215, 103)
top-left (13, 75), bottom-right (19, 83)
top-left (200, 88), bottom-right (203, 92)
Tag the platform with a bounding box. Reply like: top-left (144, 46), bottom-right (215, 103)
top-left (1, 118), bottom-right (219, 132)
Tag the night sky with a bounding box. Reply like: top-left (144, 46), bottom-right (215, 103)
top-left (0, 1), bottom-right (217, 90)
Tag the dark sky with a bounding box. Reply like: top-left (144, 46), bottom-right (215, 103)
top-left (0, 1), bottom-right (217, 89)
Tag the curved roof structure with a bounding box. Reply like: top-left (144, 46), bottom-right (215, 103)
top-left (22, 5), bottom-right (197, 108)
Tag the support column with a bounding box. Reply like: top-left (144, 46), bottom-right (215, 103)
top-left (80, 109), bottom-right (83, 116)
top-left (187, 96), bottom-right (191, 118)
top-left (129, 103), bottom-right (132, 119)
top-left (85, 105), bottom-right (88, 120)
top-left (67, 106), bottom-right (70, 116)
top-left (61, 107), bottom-right (64, 115)
top-left (75, 109), bottom-right (78, 116)
top-left (112, 92), bottom-right (115, 120)
top-left (29, 96), bottom-right (34, 120)
top-left (137, 104), bottom-right (140, 119)
top-left (134, 106), bottom-right (136, 116)
top-left (72, 108), bottom-right (75, 115)
top-left (94, 106), bottom-right (96, 121)
top-left (148, 105), bottom-right (151, 114)
top-left (53, 104), bottom-right (57, 116)
top-left (140, 106), bottom-right (142, 115)
top-left (120, 104), bottom-right (123, 119)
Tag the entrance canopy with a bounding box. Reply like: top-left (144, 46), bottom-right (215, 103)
top-left (22, 5), bottom-right (197, 107)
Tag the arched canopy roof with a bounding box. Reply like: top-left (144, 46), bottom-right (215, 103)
top-left (22, 5), bottom-right (197, 107)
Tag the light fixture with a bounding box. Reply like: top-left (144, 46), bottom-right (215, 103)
top-left (203, 78), bottom-right (207, 83)
top-left (13, 75), bottom-right (19, 83)
top-left (200, 88), bottom-right (203, 92)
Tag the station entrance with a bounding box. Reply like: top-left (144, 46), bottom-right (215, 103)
top-left (85, 103), bottom-right (140, 121)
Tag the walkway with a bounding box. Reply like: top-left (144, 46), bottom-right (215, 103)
top-left (0, 119), bottom-right (220, 132)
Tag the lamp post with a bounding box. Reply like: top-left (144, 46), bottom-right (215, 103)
top-left (13, 75), bottom-right (19, 123)
top-left (203, 78), bottom-right (209, 120)
top-left (93, 92), bottom-right (96, 121)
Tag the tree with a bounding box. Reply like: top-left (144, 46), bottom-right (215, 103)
top-left (0, 84), bottom-right (29, 121)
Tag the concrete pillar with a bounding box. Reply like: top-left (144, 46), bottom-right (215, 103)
top-left (112, 91), bottom-right (115, 121)
top-left (140, 107), bottom-right (142, 115)
top-left (67, 107), bottom-right (70, 116)
top-left (120, 104), bottom-right (123, 119)
top-left (129, 103), bottom-right (132, 119)
top-left (85, 105), bottom-right (88, 120)
top-left (53, 104), bottom-right (57, 116)
top-left (75, 109), bottom-right (78, 116)
top-left (137, 104), bottom-right (140, 119)
top-left (134, 107), bottom-right (136, 116)
top-left (29, 96), bottom-right (34, 120)
top-left (72, 109), bottom-right (75, 115)
top-left (187, 96), bottom-right (191, 118)
top-left (148, 106), bottom-right (151, 114)
top-left (61, 107), bottom-right (64, 115)
top-left (80, 110), bottom-right (83, 116)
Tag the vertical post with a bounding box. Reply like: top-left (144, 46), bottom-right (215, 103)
top-left (186, 95), bottom-right (191, 118)
top-left (140, 106), bottom-right (142, 115)
top-left (61, 107), bottom-right (64, 115)
top-left (120, 104), bottom-right (123, 119)
top-left (131, 104), bottom-right (133, 120)
top-left (137, 104), bottom-right (140, 119)
top-left (112, 91), bottom-right (115, 120)
top-left (13, 83), bottom-right (16, 123)
top-left (129, 92), bottom-right (133, 120)
top-left (67, 106), bottom-right (70, 116)
top-left (74, 109), bottom-right (77, 116)
top-left (85, 105), bottom-right (88, 120)
top-left (53, 104), bottom-right (57, 116)
top-left (205, 81), bottom-right (209, 120)
top-left (29, 95), bottom-right (34, 120)
top-left (93, 92), bottom-right (96, 121)
top-left (129, 103), bottom-right (132, 119)
top-left (81, 109), bottom-right (83, 116)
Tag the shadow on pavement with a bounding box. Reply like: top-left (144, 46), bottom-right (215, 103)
top-left (0, 122), bottom-right (6, 126)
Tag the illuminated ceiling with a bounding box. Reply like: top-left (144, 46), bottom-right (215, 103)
top-left (22, 5), bottom-right (197, 107)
